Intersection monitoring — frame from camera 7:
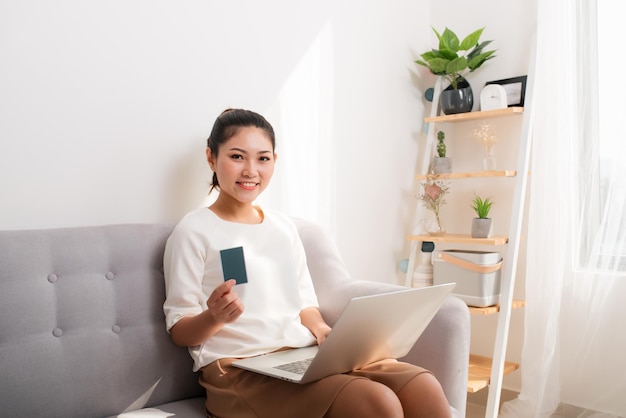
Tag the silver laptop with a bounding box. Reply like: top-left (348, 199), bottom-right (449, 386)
top-left (231, 283), bottom-right (455, 384)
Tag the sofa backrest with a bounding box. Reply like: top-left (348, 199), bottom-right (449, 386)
top-left (0, 224), bottom-right (203, 418)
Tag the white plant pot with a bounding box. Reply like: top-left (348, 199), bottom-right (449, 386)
top-left (433, 157), bottom-right (452, 174)
top-left (471, 218), bottom-right (493, 238)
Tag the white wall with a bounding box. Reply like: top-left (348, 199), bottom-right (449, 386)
top-left (0, 0), bottom-right (335, 228)
top-left (0, 0), bottom-right (428, 286)
top-left (1, 0), bottom-right (535, 393)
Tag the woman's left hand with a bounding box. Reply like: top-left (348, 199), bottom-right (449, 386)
top-left (313, 324), bottom-right (332, 345)
top-left (299, 307), bottom-right (332, 345)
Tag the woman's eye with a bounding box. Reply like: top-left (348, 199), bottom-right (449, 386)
top-left (230, 154), bottom-right (243, 160)
top-left (260, 156), bottom-right (271, 162)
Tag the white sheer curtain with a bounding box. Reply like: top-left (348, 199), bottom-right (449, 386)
top-left (500, 0), bottom-right (626, 417)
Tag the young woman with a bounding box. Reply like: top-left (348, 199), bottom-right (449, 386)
top-left (163, 109), bottom-right (451, 418)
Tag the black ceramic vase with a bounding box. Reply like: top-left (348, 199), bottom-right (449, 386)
top-left (440, 78), bottom-right (474, 115)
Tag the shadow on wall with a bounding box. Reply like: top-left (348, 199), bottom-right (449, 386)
top-left (165, 143), bottom-right (212, 224)
top-left (0, 1), bottom-right (335, 229)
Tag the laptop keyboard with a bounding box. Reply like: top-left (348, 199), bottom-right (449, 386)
top-left (274, 357), bottom-right (314, 375)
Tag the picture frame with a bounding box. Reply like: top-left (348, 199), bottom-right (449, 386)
top-left (485, 75), bottom-right (527, 107)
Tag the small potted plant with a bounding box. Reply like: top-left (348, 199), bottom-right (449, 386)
top-left (470, 194), bottom-right (494, 238)
top-left (415, 27), bottom-right (496, 114)
top-left (433, 130), bottom-right (451, 173)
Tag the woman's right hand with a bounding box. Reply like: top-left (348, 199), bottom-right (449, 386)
top-left (170, 279), bottom-right (244, 347)
top-left (206, 279), bottom-right (245, 323)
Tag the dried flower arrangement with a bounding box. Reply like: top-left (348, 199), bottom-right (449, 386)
top-left (418, 178), bottom-right (450, 235)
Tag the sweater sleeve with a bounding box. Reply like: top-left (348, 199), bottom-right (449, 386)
top-left (289, 219), bottom-right (320, 311)
top-left (163, 217), bottom-right (207, 333)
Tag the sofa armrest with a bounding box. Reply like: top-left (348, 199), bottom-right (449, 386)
top-left (400, 295), bottom-right (470, 418)
top-left (294, 217), bottom-right (469, 416)
top-left (317, 278), bottom-right (469, 417)
top-left (316, 278), bottom-right (408, 326)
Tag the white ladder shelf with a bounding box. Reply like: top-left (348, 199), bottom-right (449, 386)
top-left (406, 68), bottom-right (534, 417)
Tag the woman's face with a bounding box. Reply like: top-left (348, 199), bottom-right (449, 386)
top-left (207, 126), bottom-right (276, 205)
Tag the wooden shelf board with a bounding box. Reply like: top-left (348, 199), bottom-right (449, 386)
top-left (406, 234), bottom-right (508, 246)
top-left (415, 170), bottom-right (517, 180)
top-left (468, 299), bottom-right (526, 315)
top-left (468, 354), bottom-right (520, 393)
top-left (425, 107), bottom-right (524, 123)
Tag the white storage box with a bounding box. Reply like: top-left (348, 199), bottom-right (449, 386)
top-left (433, 250), bottom-right (502, 307)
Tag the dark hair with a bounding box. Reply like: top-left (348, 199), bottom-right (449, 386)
top-left (207, 108), bottom-right (276, 192)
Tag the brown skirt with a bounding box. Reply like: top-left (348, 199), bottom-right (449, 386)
top-left (199, 356), bottom-right (430, 418)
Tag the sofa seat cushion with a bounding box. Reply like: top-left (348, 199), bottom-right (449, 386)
top-left (0, 224), bottom-right (203, 417)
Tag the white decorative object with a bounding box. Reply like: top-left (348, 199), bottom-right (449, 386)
top-left (412, 249), bottom-right (433, 288)
top-left (473, 121), bottom-right (498, 171)
top-left (480, 84), bottom-right (508, 111)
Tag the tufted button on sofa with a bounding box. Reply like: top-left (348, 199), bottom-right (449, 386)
top-left (0, 220), bottom-right (469, 417)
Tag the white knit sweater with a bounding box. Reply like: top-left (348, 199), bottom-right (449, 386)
top-left (163, 207), bottom-right (318, 371)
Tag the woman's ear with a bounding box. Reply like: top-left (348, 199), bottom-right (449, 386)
top-left (206, 148), bottom-right (215, 170)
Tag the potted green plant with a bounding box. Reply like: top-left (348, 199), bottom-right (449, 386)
top-left (470, 194), bottom-right (494, 238)
top-left (415, 27), bottom-right (496, 114)
top-left (433, 130), bottom-right (452, 173)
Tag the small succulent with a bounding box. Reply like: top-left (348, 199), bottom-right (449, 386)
top-left (437, 130), bottom-right (446, 158)
top-left (471, 195), bottom-right (493, 219)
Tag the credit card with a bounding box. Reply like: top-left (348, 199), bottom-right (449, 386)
top-left (220, 246), bottom-right (248, 285)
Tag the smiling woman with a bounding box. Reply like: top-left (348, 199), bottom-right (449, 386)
top-left (205, 109), bottom-right (277, 224)
top-left (162, 108), bottom-right (453, 418)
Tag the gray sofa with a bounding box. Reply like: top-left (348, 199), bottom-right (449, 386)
top-left (0, 218), bottom-right (470, 417)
